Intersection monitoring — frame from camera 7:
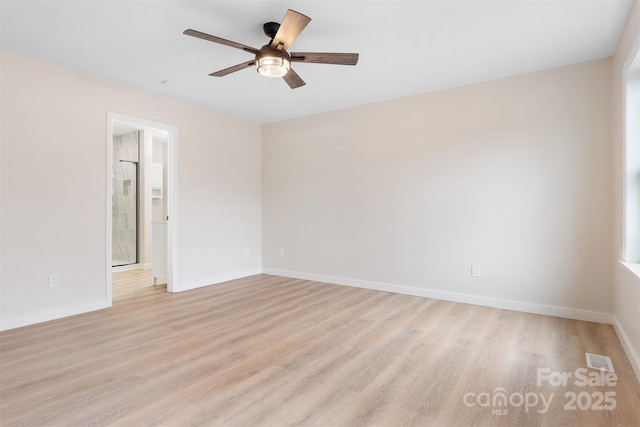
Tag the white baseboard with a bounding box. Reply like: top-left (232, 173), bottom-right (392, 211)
top-left (0, 299), bottom-right (110, 331)
top-left (612, 316), bottom-right (640, 383)
top-left (262, 268), bottom-right (614, 325)
top-left (0, 269), bottom-right (263, 329)
top-left (173, 269), bottom-right (262, 293)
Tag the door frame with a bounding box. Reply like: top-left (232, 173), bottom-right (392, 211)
top-left (106, 112), bottom-right (178, 299)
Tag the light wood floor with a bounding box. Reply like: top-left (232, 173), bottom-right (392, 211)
top-left (1, 271), bottom-right (639, 426)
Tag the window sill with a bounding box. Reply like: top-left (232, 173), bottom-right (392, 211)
top-left (620, 261), bottom-right (640, 279)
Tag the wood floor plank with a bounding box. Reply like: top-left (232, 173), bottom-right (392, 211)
top-left (1, 270), bottom-right (638, 426)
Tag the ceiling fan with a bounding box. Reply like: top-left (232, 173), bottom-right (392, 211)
top-left (183, 9), bottom-right (359, 89)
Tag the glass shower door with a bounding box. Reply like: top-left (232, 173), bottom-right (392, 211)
top-left (112, 160), bottom-right (138, 266)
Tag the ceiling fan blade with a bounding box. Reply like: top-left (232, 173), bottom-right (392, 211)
top-left (184, 29), bottom-right (259, 55)
top-left (291, 52), bottom-right (359, 66)
top-left (209, 60), bottom-right (256, 77)
top-left (283, 68), bottom-right (306, 89)
top-left (270, 9), bottom-right (311, 50)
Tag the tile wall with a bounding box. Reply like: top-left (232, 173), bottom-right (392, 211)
top-left (112, 132), bottom-right (139, 266)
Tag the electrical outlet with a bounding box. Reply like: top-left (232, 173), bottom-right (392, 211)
top-left (471, 264), bottom-right (482, 278)
top-left (48, 273), bottom-right (59, 288)
top-left (279, 248), bottom-right (285, 257)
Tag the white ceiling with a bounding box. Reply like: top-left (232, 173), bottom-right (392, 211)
top-left (1, 0), bottom-right (633, 124)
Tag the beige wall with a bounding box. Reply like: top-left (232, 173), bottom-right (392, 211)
top-left (0, 50), bottom-right (262, 327)
top-left (263, 58), bottom-right (613, 317)
top-left (612, 0), bottom-right (640, 379)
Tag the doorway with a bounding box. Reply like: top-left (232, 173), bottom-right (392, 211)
top-left (106, 113), bottom-right (177, 300)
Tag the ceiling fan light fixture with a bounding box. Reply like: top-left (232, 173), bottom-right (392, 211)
top-left (256, 55), bottom-right (290, 78)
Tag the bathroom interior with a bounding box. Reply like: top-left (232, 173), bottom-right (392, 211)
top-left (112, 125), bottom-right (169, 283)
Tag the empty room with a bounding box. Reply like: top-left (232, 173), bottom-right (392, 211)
top-left (1, 1), bottom-right (639, 426)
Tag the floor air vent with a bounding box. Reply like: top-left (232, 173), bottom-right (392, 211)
top-left (585, 352), bottom-right (615, 372)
